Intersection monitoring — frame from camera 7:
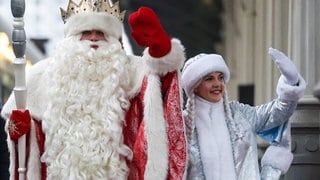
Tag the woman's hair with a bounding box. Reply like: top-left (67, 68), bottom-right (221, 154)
top-left (184, 92), bottom-right (195, 143)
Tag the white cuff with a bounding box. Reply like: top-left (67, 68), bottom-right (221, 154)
top-left (276, 74), bottom-right (306, 102)
top-left (261, 145), bottom-right (293, 174)
top-left (143, 38), bottom-right (185, 76)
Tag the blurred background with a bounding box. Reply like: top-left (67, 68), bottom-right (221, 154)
top-left (0, 0), bottom-right (319, 179)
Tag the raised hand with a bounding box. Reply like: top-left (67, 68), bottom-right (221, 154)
top-left (269, 47), bottom-right (299, 85)
top-left (129, 7), bottom-right (171, 58)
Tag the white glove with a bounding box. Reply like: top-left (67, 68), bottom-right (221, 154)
top-left (269, 47), bottom-right (299, 85)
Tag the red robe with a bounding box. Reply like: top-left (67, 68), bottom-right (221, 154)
top-left (11, 71), bottom-right (187, 180)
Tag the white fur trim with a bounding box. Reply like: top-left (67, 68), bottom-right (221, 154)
top-left (5, 120), bottom-right (15, 180)
top-left (64, 12), bottom-right (122, 39)
top-left (143, 38), bottom-right (185, 76)
top-left (276, 74), bottom-right (307, 102)
top-left (144, 74), bottom-right (168, 179)
top-left (181, 53), bottom-right (230, 96)
top-left (261, 145), bottom-right (293, 174)
top-left (1, 94), bottom-right (15, 119)
top-left (27, 119), bottom-right (41, 180)
top-left (261, 165), bottom-right (282, 179)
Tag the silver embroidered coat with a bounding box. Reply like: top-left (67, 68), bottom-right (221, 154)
top-left (185, 75), bottom-right (306, 180)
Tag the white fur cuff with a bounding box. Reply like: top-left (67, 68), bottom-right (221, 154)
top-left (261, 145), bottom-right (293, 174)
top-left (276, 74), bottom-right (307, 102)
top-left (143, 38), bottom-right (185, 76)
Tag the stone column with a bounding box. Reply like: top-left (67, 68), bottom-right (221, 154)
top-left (314, 83), bottom-right (320, 98)
top-left (282, 0), bottom-right (320, 179)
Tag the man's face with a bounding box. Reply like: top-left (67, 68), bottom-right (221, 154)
top-left (194, 72), bottom-right (225, 103)
top-left (80, 30), bottom-right (106, 49)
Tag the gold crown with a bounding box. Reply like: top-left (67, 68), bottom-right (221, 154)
top-left (60, 0), bottom-right (126, 23)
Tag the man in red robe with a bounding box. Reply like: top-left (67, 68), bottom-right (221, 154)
top-left (1, 1), bottom-right (187, 179)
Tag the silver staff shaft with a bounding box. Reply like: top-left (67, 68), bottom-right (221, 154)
top-left (11, 0), bottom-right (27, 179)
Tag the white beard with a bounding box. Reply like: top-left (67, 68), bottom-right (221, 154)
top-left (41, 36), bottom-right (133, 180)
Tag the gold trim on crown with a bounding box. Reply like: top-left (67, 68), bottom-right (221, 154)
top-left (60, 0), bottom-right (126, 23)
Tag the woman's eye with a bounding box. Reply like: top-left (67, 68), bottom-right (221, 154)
top-left (204, 76), bottom-right (212, 81)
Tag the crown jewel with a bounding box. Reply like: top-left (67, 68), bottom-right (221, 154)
top-left (60, 0), bottom-right (126, 23)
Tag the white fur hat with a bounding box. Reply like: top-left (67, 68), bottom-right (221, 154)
top-left (64, 12), bottom-right (123, 39)
top-left (181, 53), bottom-right (230, 96)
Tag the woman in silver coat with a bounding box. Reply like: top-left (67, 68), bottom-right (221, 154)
top-left (181, 48), bottom-right (306, 180)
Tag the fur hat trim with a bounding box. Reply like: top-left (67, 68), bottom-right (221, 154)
top-left (181, 54), bottom-right (230, 96)
top-left (64, 12), bottom-right (122, 39)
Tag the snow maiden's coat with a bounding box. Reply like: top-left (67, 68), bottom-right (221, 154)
top-left (185, 74), bottom-right (306, 179)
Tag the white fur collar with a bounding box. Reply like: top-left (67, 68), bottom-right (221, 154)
top-left (194, 96), bottom-right (236, 180)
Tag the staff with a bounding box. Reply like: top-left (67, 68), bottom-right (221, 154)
top-left (11, 0), bottom-right (27, 179)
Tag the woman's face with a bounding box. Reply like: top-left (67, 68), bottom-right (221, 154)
top-left (194, 72), bottom-right (225, 103)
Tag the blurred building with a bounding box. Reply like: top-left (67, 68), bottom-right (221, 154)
top-left (0, 15), bottom-right (44, 105)
top-left (220, 0), bottom-right (320, 179)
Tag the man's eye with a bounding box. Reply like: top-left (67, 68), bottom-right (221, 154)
top-left (97, 31), bottom-right (104, 36)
